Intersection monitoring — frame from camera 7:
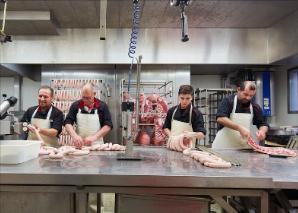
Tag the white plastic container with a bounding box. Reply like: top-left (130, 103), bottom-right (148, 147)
top-left (0, 140), bottom-right (42, 164)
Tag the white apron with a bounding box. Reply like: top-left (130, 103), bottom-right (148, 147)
top-left (76, 109), bottom-right (104, 145)
top-left (170, 104), bottom-right (196, 148)
top-left (28, 106), bottom-right (58, 147)
top-left (212, 95), bottom-right (253, 149)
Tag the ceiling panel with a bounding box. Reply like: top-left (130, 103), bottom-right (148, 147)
top-left (2, 0), bottom-right (298, 34)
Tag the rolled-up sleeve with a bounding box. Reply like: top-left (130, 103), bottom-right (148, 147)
top-left (100, 102), bottom-right (113, 129)
top-left (253, 104), bottom-right (269, 129)
top-left (216, 97), bottom-right (231, 118)
top-left (64, 102), bottom-right (78, 126)
top-left (163, 109), bottom-right (173, 130)
top-left (51, 110), bottom-right (64, 136)
top-left (192, 110), bottom-right (206, 135)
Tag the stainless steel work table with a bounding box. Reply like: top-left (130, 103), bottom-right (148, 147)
top-left (1, 147), bottom-right (297, 213)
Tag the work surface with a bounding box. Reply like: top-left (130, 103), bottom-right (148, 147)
top-left (0, 147), bottom-right (297, 189)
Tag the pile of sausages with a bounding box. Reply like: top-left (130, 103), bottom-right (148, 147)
top-left (39, 146), bottom-right (90, 159)
top-left (167, 132), bottom-right (197, 151)
top-left (247, 137), bottom-right (297, 157)
top-left (39, 143), bottom-right (126, 159)
top-left (183, 148), bottom-right (232, 168)
top-left (166, 132), bottom-right (232, 168)
top-left (88, 143), bottom-right (126, 151)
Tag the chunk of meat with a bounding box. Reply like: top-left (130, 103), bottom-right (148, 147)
top-left (247, 137), bottom-right (297, 157)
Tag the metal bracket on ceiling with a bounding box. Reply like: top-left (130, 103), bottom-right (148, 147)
top-left (99, 0), bottom-right (107, 40)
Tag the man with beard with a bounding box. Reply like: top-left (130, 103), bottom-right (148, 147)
top-left (212, 81), bottom-right (269, 149)
top-left (21, 85), bottom-right (64, 147)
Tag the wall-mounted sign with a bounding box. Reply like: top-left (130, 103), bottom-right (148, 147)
top-left (262, 71), bottom-right (271, 116)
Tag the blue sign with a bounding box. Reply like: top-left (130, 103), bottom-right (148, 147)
top-left (262, 71), bottom-right (271, 116)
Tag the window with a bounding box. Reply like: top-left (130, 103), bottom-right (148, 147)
top-left (288, 67), bottom-right (298, 113)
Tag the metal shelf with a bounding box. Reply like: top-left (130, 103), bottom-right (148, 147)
top-left (195, 88), bottom-right (236, 146)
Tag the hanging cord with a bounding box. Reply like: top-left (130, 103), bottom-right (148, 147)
top-left (127, 0), bottom-right (142, 93)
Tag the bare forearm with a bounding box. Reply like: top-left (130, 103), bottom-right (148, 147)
top-left (39, 128), bottom-right (58, 137)
top-left (65, 124), bottom-right (78, 138)
top-left (259, 126), bottom-right (268, 133)
top-left (94, 125), bottom-right (111, 140)
top-left (163, 128), bottom-right (171, 137)
top-left (195, 132), bottom-right (205, 139)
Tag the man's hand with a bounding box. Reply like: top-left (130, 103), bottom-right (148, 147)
top-left (72, 134), bottom-right (84, 148)
top-left (182, 137), bottom-right (192, 147)
top-left (238, 126), bottom-right (251, 139)
top-left (256, 130), bottom-right (266, 141)
top-left (84, 135), bottom-right (98, 146)
top-left (27, 124), bottom-right (40, 134)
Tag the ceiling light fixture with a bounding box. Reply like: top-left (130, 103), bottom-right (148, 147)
top-left (170, 0), bottom-right (191, 42)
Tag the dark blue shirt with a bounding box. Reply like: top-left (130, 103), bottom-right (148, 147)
top-left (163, 104), bottom-right (206, 135)
top-left (216, 95), bottom-right (269, 131)
top-left (64, 98), bottom-right (113, 129)
top-left (21, 106), bottom-right (64, 137)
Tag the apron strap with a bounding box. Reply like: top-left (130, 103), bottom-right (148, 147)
top-left (232, 95), bottom-right (238, 113)
top-left (249, 103), bottom-right (253, 116)
top-left (171, 105), bottom-right (192, 125)
top-left (31, 106), bottom-right (52, 120)
top-left (31, 107), bottom-right (39, 119)
top-left (46, 107), bottom-right (53, 120)
top-left (233, 95), bottom-right (254, 116)
top-left (171, 106), bottom-right (178, 122)
top-left (189, 104), bottom-right (192, 125)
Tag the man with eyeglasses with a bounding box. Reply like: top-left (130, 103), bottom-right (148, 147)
top-left (64, 83), bottom-right (113, 148)
top-left (21, 85), bottom-right (64, 147)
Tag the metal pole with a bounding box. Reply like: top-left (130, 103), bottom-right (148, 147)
top-left (1, 2), bottom-right (7, 32)
top-left (134, 55), bottom-right (142, 135)
top-left (117, 55), bottom-right (142, 160)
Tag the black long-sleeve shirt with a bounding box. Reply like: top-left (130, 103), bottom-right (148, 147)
top-left (163, 104), bottom-right (206, 135)
top-left (21, 106), bottom-right (64, 137)
top-left (63, 98), bottom-right (113, 129)
top-left (216, 95), bottom-right (269, 131)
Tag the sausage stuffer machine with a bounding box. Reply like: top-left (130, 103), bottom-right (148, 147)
top-left (0, 96), bottom-right (22, 139)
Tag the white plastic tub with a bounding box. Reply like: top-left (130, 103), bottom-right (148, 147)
top-left (0, 140), bottom-right (42, 164)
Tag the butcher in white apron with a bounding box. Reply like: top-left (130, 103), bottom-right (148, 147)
top-left (163, 85), bottom-right (206, 148)
top-left (212, 81), bottom-right (269, 149)
top-left (21, 85), bottom-right (64, 147)
top-left (64, 83), bottom-right (113, 148)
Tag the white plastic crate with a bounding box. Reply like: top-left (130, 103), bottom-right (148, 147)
top-left (0, 140), bottom-right (42, 164)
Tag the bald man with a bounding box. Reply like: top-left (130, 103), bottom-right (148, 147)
top-left (64, 83), bottom-right (113, 148)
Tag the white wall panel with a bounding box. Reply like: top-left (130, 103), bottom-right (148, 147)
top-left (0, 28), bottom-right (268, 64)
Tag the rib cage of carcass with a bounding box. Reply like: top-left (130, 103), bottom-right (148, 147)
top-left (121, 79), bottom-right (174, 146)
top-left (50, 79), bottom-right (109, 145)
